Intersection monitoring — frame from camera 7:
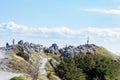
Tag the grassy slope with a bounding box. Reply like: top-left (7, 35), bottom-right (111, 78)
top-left (8, 45), bottom-right (61, 80)
top-left (94, 46), bottom-right (119, 60)
top-left (95, 46), bottom-right (120, 79)
top-left (8, 45), bottom-right (120, 80)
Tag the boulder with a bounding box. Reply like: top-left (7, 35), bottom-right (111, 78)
top-left (59, 49), bottom-right (65, 54)
top-left (49, 47), bottom-right (55, 54)
top-left (30, 43), bottom-right (43, 52)
top-left (47, 43), bottom-right (59, 54)
top-left (30, 43), bottom-right (36, 48)
top-left (18, 40), bottom-right (24, 45)
top-left (24, 42), bottom-right (30, 47)
top-left (43, 47), bottom-right (49, 53)
top-left (49, 59), bottom-right (56, 68)
top-left (51, 43), bottom-right (58, 50)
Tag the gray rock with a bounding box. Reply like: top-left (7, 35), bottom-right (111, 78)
top-left (24, 42), bottom-right (30, 47)
top-left (30, 43), bottom-right (43, 52)
top-left (51, 43), bottom-right (58, 50)
top-left (47, 43), bottom-right (59, 54)
top-left (18, 41), bottom-right (32, 56)
top-left (49, 59), bottom-right (56, 68)
top-left (59, 49), bottom-right (65, 54)
top-left (49, 47), bottom-right (55, 54)
top-left (34, 46), bottom-right (43, 52)
top-left (30, 43), bottom-right (36, 48)
top-left (43, 47), bottom-right (49, 53)
top-left (18, 40), bottom-right (24, 45)
top-left (59, 44), bottom-right (97, 58)
top-left (23, 46), bottom-right (31, 55)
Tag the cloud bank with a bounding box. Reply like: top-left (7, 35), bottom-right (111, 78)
top-left (85, 8), bottom-right (120, 15)
top-left (0, 21), bottom-right (120, 39)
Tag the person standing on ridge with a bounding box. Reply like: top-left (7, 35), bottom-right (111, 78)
top-left (12, 39), bottom-right (15, 45)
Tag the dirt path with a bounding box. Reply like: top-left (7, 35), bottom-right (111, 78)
top-left (39, 56), bottom-right (48, 75)
top-left (0, 49), bottom-right (22, 80)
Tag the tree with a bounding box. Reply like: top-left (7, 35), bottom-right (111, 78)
top-left (56, 53), bottom-right (120, 80)
top-left (94, 56), bottom-right (114, 80)
top-left (74, 54), bottom-right (96, 79)
top-left (55, 57), bottom-right (85, 80)
top-left (74, 54), bottom-right (96, 71)
top-left (74, 54), bottom-right (117, 80)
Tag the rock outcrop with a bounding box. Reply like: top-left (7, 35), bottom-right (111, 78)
top-left (59, 44), bottom-right (96, 58)
top-left (2, 40), bottom-right (97, 58)
top-left (17, 40), bottom-right (43, 56)
top-left (48, 43), bottom-right (59, 54)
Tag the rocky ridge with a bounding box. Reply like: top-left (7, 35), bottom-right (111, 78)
top-left (1, 40), bottom-right (97, 59)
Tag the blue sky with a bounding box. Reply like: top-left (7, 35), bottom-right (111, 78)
top-left (0, 0), bottom-right (120, 55)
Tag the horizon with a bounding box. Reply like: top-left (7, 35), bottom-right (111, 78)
top-left (0, 0), bottom-right (120, 55)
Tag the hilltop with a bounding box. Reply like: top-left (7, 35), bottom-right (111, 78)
top-left (0, 40), bottom-right (120, 80)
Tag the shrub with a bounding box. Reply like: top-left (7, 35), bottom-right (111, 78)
top-left (10, 76), bottom-right (26, 80)
top-left (16, 51), bottom-right (29, 61)
top-left (47, 72), bottom-right (53, 78)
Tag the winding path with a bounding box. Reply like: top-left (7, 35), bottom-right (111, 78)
top-left (39, 56), bottom-right (48, 75)
top-left (0, 49), bottom-right (22, 80)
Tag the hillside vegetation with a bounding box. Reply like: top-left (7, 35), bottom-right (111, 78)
top-left (94, 46), bottom-right (119, 59)
top-left (7, 45), bottom-right (61, 80)
top-left (1, 41), bottom-right (120, 80)
top-left (55, 46), bottom-right (120, 80)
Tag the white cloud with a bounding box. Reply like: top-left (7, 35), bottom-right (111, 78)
top-left (0, 21), bottom-right (77, 35)
top-left (0, 21), bottom-right (29, 32)
top-left (1, 21), bottom-right (120, 39)
top-left (87, 27), bottom-right (120, 38)
top-left (85, 8), bottom-right (120, 15)
top-left (37, 27), bottom-right (74, 35)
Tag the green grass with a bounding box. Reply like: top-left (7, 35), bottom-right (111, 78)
top-left (48, 54), bottom-right (60, 62)
top-left (40, 52), bottom-right (60, 62)
top-left (45, 62), bottom-right (54, 72)
top-left (16, 51), bottom-right (29, 61)
top-left (10, 76), bottom-right (26, 80)
top-left (94, 46), bottom-right (119, 59)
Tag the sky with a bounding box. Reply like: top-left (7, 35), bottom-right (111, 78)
top-left (0, 0), bottom-right (120, 55)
